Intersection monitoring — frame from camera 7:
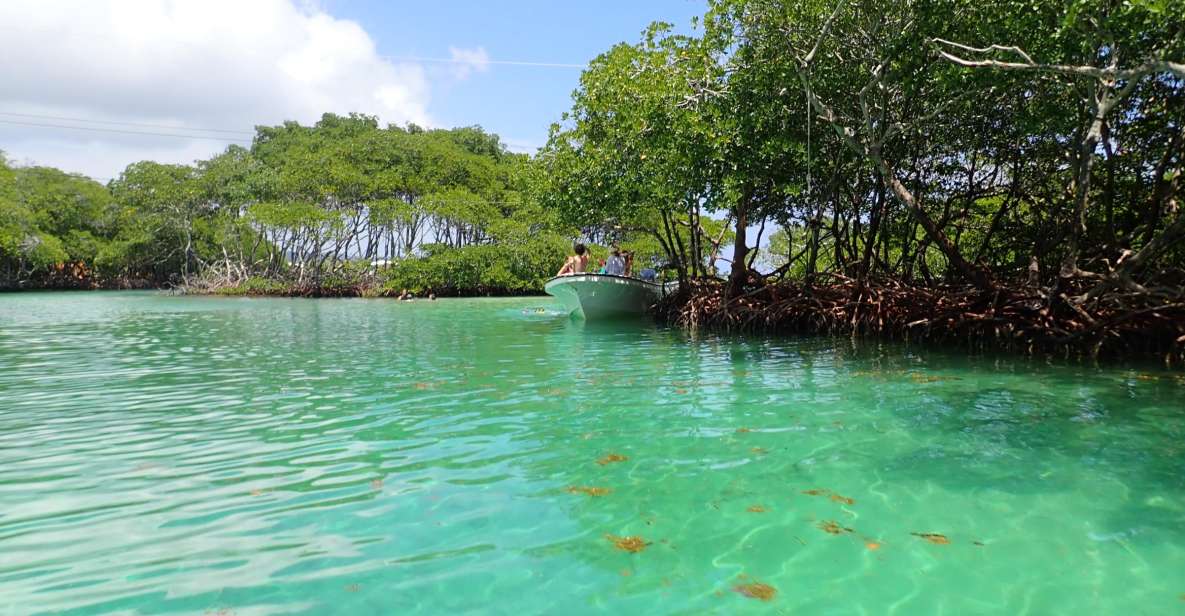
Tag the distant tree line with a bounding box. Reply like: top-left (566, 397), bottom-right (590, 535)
top-left (2, 116), bottom-right (594, 295)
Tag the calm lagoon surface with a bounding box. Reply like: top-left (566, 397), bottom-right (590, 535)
top-left (1, 291), bottom-right (1183, 615)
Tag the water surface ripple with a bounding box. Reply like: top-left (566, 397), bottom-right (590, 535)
top-left (1, 292), bottom-right (1183, 614)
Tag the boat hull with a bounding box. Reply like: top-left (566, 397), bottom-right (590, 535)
top-left (544, 274), bottom-right (662, 319)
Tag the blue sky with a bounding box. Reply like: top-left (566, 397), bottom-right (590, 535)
top-left (325, 0), bottom-right (707, 151)
top-left (0, 0), bottom-right (705, 179)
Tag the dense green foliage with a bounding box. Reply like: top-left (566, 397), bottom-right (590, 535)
top-left (7, 1), bottom-right (1182, 310)
top-left (539, 0), bottom-right (1185, 300)
top-left (2, 117), bottom-right (572, 293)
top-left (0, 155), bottom-right (131, 287)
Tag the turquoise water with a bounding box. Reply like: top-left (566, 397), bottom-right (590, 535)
top-left (1, 292), bottom-right (1183, 615)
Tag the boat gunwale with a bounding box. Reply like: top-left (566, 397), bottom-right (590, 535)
top-left (543, 272), bottom-right (663, 289)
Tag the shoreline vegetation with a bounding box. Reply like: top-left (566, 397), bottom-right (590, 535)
top-left (4, 1), bottom-right (1183, 365)
top-left (535, 1), bottom-right (1185, 366)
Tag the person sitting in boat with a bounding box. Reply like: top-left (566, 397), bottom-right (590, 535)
top-left (604, 248), bottom-right (626, 275)
top-left (556, 243), bottom-right (589, 276)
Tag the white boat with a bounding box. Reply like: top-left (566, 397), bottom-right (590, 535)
top-left (544, 273), bottom-right (665, 319)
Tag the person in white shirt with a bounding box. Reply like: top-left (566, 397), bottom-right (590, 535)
top-left (604, 248), bottom-right (626, 275)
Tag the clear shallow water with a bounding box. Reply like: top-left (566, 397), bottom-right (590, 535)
top-left (1, 292), bottom-right (1183, 615)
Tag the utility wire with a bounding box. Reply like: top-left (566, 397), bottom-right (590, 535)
top-left (381, 55), bottom-right (583, 69)
top-left (0, 119), bottom-right (252, 143)
top-left (1, 115), bottom-right (540, 153)
top-left (0, 111), bottom-right (255, 135)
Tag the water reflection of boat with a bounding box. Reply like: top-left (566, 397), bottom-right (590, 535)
top-left (544, 273), bottom-right (667, 319)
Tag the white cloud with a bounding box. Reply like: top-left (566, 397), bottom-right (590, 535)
top-left (0, 0), bottom-right (434, 179)
top-left (447, 46), bottom-right (490, 80)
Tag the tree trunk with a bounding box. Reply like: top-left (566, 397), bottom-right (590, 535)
top-left (728, 192), bottom-right (750, 298)
top-left (871, 149), bottom-right (992, 291)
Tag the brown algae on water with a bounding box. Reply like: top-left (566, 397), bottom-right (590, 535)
top-left (605, 534), bottom-right (651, 553)
top-left (819, 520), bottom-right (853, 535)
top-left (912, 532), bottom-right (951, 545)
top-left (746, 504), bottom-right (767, 513)
top-left (733, 581), bottom-right (777, 601)
top-left (597, 453), bottom-right (628, 466)
top-left (566, 486), bottom-right (611, 497)
top-left (802, 488), bottom-right (855, 505)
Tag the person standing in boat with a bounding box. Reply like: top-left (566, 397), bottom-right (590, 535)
top-left (556, 243), bottom-right (589, 276)
top-left (604, 248), bottom-right (626, 275)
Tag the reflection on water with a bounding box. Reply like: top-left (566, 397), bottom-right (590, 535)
top-left (1, 291), bottom-right (1183, 614)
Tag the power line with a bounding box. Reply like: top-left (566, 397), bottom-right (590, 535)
top-left (382, 55), bottom-right (583, 69)
top-left (1, 115), bottom-right (541, 153)
top-left (0, 119), bottom-right (252, 143)
top-left (0, 111), bottom-right (255, 135)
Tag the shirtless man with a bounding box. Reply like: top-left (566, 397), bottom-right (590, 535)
top-left (556, 243), bottom-right (589, 276)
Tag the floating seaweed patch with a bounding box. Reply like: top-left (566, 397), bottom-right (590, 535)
top-left (803, 488), bottom-right (856, 506)
top-left (344, 584), bottom-right (361, 592)
top-left (370, 479), bottom-right (383, 490)
top-left (736, 427), bottom-right (751, 434)
top-left (912, 532), bottom-right (951, 545)
top-left (605, 534), bottom-right (650, 553)
top-left (733, 582), bottom-right (777, 601)
top-left (747, 504), bottom-right (767, 513)
top-left (830, 493), bottom-right (855, 505)
top-left (865, 541), bottom-right (882, 550)
top-left (567, 486), bottom-right (612, 497)
top-left (620, 569), bottom-right (632, 577)
top-left (972, 540), bottom-right (985, 546)
top-left (597, 453), bottom-right (628, 466)
top-left (818, 520), bottom-right (853, 535)
top-left (675, 388), bottom-right (688, 394)
top-left (750, 447), bottom-right (767, 455)
top-left (412, 382), bottom-right (436, 390)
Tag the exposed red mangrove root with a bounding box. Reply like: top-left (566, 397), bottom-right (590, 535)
top-left (656, 277), bottom-right (1185, 365)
